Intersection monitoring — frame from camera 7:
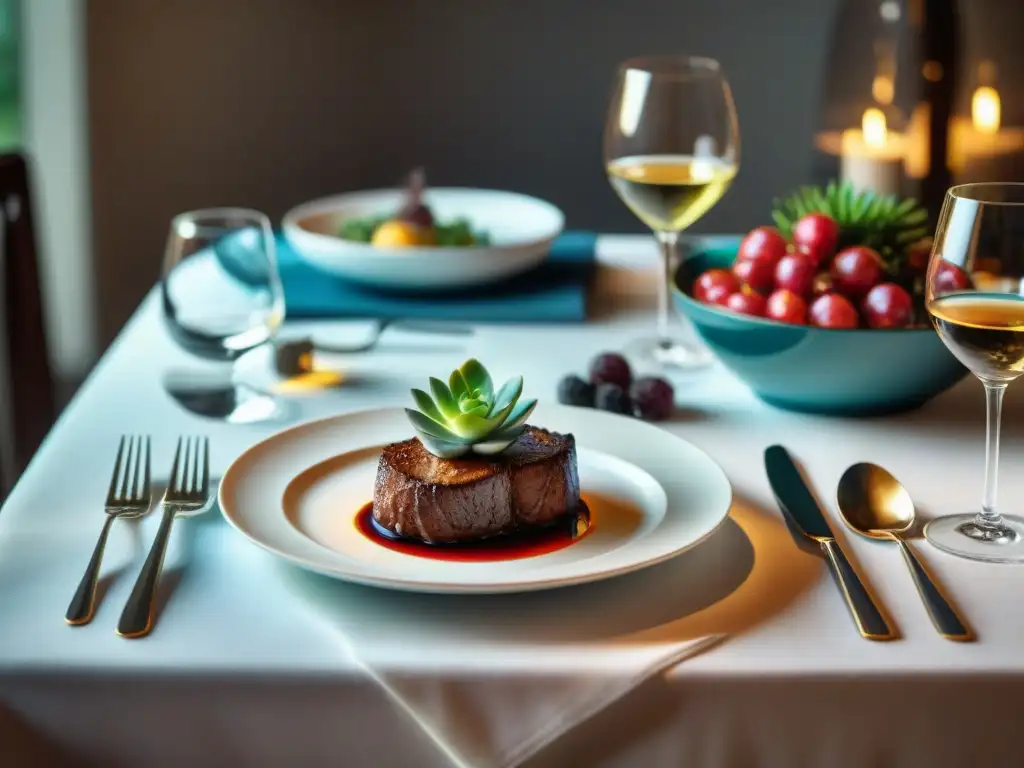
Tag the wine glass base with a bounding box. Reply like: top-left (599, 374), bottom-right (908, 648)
top-left (162, 367), bottom-right (288, 424)
top-left (623, 336), bottom-right (713, 371)
top-left (923, 513), bottom-right (1024, 563)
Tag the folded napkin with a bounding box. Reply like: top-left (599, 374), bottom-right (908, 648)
top-left (274, 231), bottom-right (597, 322)
top-left (281, 517), bottom-right (748, 768)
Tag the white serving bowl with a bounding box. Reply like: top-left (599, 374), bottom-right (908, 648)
top-left (282, 187), bottom-right (565, 291)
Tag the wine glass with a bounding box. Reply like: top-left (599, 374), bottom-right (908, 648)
top-left (604, 55), bottom-right (740, 369)
top-left (161, 208), bottom-right (286, 423)
top-left (924, 183), bottom-right (1024, 562)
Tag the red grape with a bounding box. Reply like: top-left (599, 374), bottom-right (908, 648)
top-left (774, 253), bottom-right (817, 297)
top-left (808, 293), bottom-right (859, 329)
top-left (693, 268), bottom-right (739, 304)
top-left (631, 377), bottom-right (675, 421)
top-left (832, 246), bottom-right (884, 299)
top-left (733, 257), bottom-right (775, 294)
top-left (792, 213), bottom-right (839, 266)
top-left (934, 260), bottom-right (973, 294)
top-left (766, 289), bottom-right (808, 325)
top-left (737, 226), bottom-right (788, 267)
top-left (906, 237), bottom-right (933, 274)
top-left (589, 352), bottom-right (632, 389)
top-left (709, 289), bottom-right (732, 307)
top-left (724, 289), bottom-right (768, 317)
top-left (862, 283), bottom-right (913, 329)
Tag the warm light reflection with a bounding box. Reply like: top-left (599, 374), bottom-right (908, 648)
top-left (274, 371), bottom-right (345, 394)
top-left (872, 75), bottom-right (894, 105)
top-left (903, 102), bottom-right (930, 179)
top-left (922, 60), bottom-right (943, 83)
top-left (862, 108), bottom-right (888, 148)
top-left (972, 86), bottom-right (1001, 134)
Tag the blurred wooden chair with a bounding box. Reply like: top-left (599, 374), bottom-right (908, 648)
top-left (0, 153), bottom-right (55, 498)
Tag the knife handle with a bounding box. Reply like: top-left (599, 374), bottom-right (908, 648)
top-left (820, 539), bottom-right (896, 641)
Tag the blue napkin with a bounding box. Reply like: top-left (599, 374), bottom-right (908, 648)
top-left (273, 231), bottom-right (597, 322)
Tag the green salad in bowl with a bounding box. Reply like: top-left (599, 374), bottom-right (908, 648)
top-left (337, 169), bottom-right (491, 248)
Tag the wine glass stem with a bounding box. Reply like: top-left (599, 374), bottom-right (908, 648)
top-left (978, 381), bottom-right (1007, 528)
top-left (655, 230), bottom-right (679, 349)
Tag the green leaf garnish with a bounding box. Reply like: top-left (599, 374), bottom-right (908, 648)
top-left (406, 361), bottom-right (531, 458)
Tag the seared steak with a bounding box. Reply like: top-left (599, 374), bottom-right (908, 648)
top-left (372, 426), bottom-right (580, 543)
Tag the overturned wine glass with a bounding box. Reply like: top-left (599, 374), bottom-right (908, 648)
top-left (161, 208), bottom-right (286, 423)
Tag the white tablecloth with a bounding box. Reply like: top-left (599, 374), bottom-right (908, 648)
top-left (2, 236), bottom-right (1024, 768)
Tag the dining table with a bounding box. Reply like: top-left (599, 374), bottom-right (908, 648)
top-left (2, 234), bottom-right (1023, 768)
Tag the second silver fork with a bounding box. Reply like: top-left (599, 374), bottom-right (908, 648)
top-left (117, 436), bottom-right (210, 639)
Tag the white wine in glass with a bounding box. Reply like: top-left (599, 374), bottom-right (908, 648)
top-left (924, 183), bottom-right (1024, 562)
top-left (605, 56), bottom-right (740, 369)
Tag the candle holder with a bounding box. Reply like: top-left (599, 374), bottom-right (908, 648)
top-left (814, 1), bottom-right (1024, 224)
top-left (813, 0), bottom-right (958, 220)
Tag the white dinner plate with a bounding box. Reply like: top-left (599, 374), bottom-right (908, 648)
top-left (219, 404), bottom-right (732, 594)
top-left (281, 187), bottom-right (564, 291)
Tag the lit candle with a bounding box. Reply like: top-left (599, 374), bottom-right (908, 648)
top-left (903, 83), bottom-right (1024, 182)
top-left (840, 107), bottom-right (904, 196)
top-left (972, 85), bottom-right (1001, 134)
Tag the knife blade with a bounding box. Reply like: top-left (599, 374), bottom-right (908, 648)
top-left (765, 445), bottom-right (896, 641)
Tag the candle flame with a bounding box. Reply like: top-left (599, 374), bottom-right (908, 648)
top-left (862, 108), bottom-right (888, 148)
top-left (972, 86), bottom-right (1001, 134)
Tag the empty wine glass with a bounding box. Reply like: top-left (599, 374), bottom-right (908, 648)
top-left (604, 55), bottom-right (740, 369)
top-left (161, 208), bottom-right (286, 423)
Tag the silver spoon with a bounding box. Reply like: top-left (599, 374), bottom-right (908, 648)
top-left (273, 319), bottom-right (473, 376)
top-left (837, 462), bottom-right (974, 642)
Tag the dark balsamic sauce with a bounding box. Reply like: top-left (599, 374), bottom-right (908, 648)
top-left (353, 501), bottom-right (591, 562)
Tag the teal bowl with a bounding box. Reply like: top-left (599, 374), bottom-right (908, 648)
top-left (672, 242), bottom-right (968, 416)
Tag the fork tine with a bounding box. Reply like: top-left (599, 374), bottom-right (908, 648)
top-left (181, 437), bottom-right (194, 495)
top-left (106, 436), bottom-right (127, 506)
top-left (167, 437), bottom-right (184, 494)
top-left (201, 437), bottom-right (210, 497)
top-left (142, 436), bottom-right (152, 499)
top-left (182, 436), bottom-right (192, 495)
top-left (130, 434), bottom-right (143, 500)
top-left (191, 436), bottom-right (202, 497)
top-left (118, 436), bottom-right (135, 502)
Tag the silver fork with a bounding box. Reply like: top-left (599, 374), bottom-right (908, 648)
top-left (117, 436), bottom-right (210, 638)
top-left (66, 435), bottom-right (152, 626)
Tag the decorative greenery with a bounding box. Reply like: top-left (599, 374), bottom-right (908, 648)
top-left (406, 359), bottom-right (536, 459)
top-left (772, 180), bottom-right (930, 269)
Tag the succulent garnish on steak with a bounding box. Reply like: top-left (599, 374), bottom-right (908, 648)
top-left (372, 425), bottom-right (580, 543)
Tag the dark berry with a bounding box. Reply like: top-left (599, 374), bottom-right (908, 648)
top-left (589, 352), bottom-right (632, 389)
top-left (594, 383), bottom-right (633, 415)
top-left (631, 377), bottom-right (675, 421)
top-left (557, 374), bottom-right (595, 407)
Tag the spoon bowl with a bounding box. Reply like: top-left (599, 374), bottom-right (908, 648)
top-left (836, 462), bottom-right (916, 540)
top-left (836, 462), bottom-right (973, 642)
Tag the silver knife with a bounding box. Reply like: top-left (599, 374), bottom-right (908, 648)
top-left (764, 445), bottom-right (896, 641)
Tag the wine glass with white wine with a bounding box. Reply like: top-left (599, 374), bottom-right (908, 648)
top-left (924, 183), bottom-right (1024, 562)
top-left (605, 55), bottom-right (740, 369)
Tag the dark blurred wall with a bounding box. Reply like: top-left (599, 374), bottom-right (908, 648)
top-left (86, 0), bottom-right (841, 346)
